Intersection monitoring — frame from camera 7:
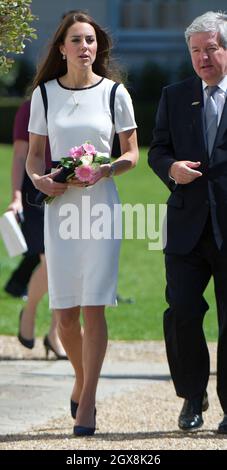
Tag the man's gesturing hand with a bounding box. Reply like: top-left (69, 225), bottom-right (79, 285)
top-left (169, 161), bottom-right (202, 184)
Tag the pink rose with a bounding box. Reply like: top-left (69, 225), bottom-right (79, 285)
top-left (68, 146), bottom-right (84, 158)
top-left (75, 165), bottom-right (96, 182)
top-left (82, 143), bottom-right (96, 156)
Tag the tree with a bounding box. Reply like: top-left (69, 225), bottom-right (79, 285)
top-left (0, 0), bottom-right (37, 75)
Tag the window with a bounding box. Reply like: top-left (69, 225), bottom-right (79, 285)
top-left (119, 0), bottom-right (189, 30)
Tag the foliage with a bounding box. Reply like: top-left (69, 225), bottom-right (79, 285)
top-left (128, 62), bottom-right (169, 102)
top-left (0, 0), bottom-right (37, 74)
top-left (0, 57), bottom-right (35, 96)
top-left (176, 59), bottom-right (196, 81)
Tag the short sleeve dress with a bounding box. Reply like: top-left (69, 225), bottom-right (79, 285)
top-left (28, 77), bottom-right (137, 309)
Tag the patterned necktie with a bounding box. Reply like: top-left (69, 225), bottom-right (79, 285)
top-left (205, 85), bottom-right (218, 157)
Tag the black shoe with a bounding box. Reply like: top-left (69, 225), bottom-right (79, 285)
top-left (43, 335), bottom-right (68, 360)
top-left (178, 391), bottom-right (209, 431)
top-left (18, 309), bottom-right (34, 350)
top-left (217, 415), bottom-right (227, 434)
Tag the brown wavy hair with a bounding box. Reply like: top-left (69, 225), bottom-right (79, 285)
top-left (32, 10), bottom-right (122, 90)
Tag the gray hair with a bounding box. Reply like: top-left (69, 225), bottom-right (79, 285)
top-left (185, 11), bottom-right (227, 49)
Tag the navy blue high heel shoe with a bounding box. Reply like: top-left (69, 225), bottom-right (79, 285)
top-left (18, 309), bottom-right (34, 349)
top-left (73, 408), bottom-right (96, 437)
top-left (71, 399), bottom-right (79, 419)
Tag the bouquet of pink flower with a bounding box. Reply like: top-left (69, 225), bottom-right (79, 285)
top-left (35, 143), bottom-right (110, 205)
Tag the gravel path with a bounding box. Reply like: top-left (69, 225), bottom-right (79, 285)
top-left (0, 337), bottom-right (226, 450)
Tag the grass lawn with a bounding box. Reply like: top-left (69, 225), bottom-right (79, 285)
top-left (0, 144), bottom-right (218, 340)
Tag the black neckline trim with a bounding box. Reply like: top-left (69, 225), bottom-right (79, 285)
top-left (57, 77), bottom-right (104, 91)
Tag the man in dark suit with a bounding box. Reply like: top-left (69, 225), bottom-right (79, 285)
top-left (148, 11), bottom-right (227, 433)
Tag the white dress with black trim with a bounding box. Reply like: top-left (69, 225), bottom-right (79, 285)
top-left (28, 77), bottom-right (137, 308)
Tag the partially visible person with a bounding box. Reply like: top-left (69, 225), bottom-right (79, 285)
top-left (26, 10), bottom-right (138, 436)
top-left (4, 253), bottom-right (40, 299)
top-left (7, 100), bottom-right (67, 359)
top-left (4, 8), bottom-right (79, 301)
top-left (148, 11), bottom-right (227, 434)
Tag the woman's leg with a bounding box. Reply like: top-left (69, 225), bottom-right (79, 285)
top-left (55, 307), bottom-right (84, 404)
top-left (75, 306), bottom-right (107, 428)
top-left (46, 310), bottom-right (67, 356)
top-left (19, 254), bottom-right (47, 340)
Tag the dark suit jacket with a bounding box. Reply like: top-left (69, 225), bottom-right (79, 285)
top-left (148, 76), bottom-right (227, 255)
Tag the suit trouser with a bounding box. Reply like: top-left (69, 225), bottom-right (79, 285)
top-left (164, 217), bottom-right (227, 412)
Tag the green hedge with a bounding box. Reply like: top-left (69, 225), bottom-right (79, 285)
top-left (0, 98), bottom-right (158, 146)
top-left (134, 101), bottom-right (158, 147)
top-left (0, 97), bottom-right (23, 144)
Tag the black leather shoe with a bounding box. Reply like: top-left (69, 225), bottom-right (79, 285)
top-left (217, 415), bottom-right (227, 434)
top-left (18, 309), bottom-right (34, 350)
top-left (178, 391), bottom-right (209, 431)
top-left (43, 335), bottom-right (68, 360)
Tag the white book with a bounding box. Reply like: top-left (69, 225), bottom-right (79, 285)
top-left (0, 211), bottom-right (28, 257)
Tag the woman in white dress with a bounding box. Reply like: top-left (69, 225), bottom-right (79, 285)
top-left (26, 10), bottom-right (138, 437)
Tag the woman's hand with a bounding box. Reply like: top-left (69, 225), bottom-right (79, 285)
top-left (33, 169), bottom-right (68, 197)
top-left (67, 165), bottom-right (109, 188)
top-left (89, 165), bottom-right (109, 185)
top-left (7, 199), bottom-right (23, 215)
top-left (67, 175), bottom-right (90, 188)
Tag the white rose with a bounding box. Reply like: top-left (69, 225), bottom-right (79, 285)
top-left (80, 155), bottom-right (93, 166)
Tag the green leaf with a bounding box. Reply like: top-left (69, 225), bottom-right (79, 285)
top-left (60, 157), bottom-right (74, 168)
top-left (93, 155), bottom-right (110, 164)
top-left (0, 0), bottom-right (37, 74)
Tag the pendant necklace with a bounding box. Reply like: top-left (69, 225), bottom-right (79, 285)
top-left (71, 91), bottom-right (79, 109)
